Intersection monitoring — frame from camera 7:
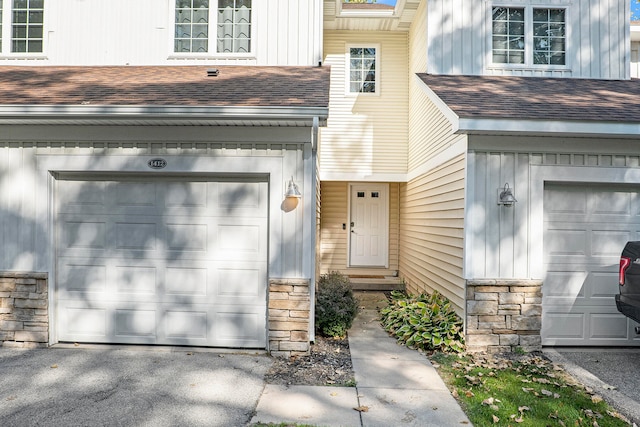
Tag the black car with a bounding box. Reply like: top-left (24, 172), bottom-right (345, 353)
top-left (616, 241), bottom-right (640, 333)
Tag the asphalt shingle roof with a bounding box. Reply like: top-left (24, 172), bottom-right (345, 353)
top-left (418, 74), bottom-right (640, 123)
top-left (0, 66), bottom-right (330, 108)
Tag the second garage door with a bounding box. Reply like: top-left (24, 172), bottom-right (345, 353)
top-left (56, 176), bottom-right (268, 348)
top-left (543, 183), bottom-right (640, 346)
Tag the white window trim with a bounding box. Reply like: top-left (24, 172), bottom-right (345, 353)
top-left (345, 43), bottom-right (380, 97)
top-left (168, 0), bottom-right (255, 60)
top-left (487, 4), bottom-right (570, 72)
top-left (0, 0), bottom-right (48, 59)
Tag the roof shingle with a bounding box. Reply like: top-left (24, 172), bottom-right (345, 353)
top-left (418, 74), bottom-right (640, 123)
top-left (0, 66), bottom-right (330, 108)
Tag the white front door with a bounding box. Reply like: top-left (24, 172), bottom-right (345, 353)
top-left (349, 183), bottom-right (388, 267)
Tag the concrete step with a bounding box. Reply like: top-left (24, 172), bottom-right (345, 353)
top-left (348, 277), bottom-right (405, 291)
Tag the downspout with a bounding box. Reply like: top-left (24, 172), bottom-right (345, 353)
top-left (310, 116), bottom-right (319, 342)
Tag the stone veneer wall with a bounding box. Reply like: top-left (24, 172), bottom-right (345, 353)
top-left (0, 272), bottom-right (49, 348)
top-left (466, 279), bottom-right (542, 353)
top-left (268, 278), bottom-right (311, 358)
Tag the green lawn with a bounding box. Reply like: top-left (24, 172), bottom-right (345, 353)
top-left (430, 352), bottom-right (632, 427)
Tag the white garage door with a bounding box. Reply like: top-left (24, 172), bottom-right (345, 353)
top-left (543, 183), bottom-right (640, 346)
top-left (56, 176), bottom-right (268, 348)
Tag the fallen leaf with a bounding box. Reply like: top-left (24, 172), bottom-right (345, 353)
top-left (603, 384), bottom-right (617, 390)
top-left (354, 406), bottom-right (369, 412)
top-left (330, 392), bottom-right (338, 396)
top-left (492, 414), bottom-right (499, 423)
top-left (490, 404), bottom-right (499, 411)
top-left (518, 406), bottom-right (530, 413)
top-left (50, 364), bottom-right (58, 369)
top-left (186, 352), bottom-right (193, 356)
top-left (481, 397), bottom-right (495, 406)
top-left (540, 389), bottom-right (553, 397)
top-left (464, 390), bottom-right (475, 397)
top-left (522, 387), bottom-right (534, 393)
top-left (591, 395), bottom-right (603, 404)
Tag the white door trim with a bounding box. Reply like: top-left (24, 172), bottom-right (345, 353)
top-left (347, 183), bottom-right (389, 268)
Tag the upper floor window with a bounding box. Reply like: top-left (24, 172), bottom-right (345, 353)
top-left (174, 0), bottom-right (251, 55)
top-left (348, 46), bottom-right (378, 94)
top-left (492, 6), bottom-right (565, 67)
top-left (0, 0), bottom-right (45, 54)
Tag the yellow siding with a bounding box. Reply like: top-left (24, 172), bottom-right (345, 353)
top-left (320, 181), bottom-right (399, 274)
top-left (409, 0), bottom-right (427, 75)
top-left (399, 155), bottom-right (466, 315)
top-left (320, 31), bottom-right (409, 178)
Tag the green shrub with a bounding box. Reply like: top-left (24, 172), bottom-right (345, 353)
top-left (315, 271), bottom-right (359, 337)
top-left (380, 290), bottom-right (465, 353)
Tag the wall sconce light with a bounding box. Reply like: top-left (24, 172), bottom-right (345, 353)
top-left (285, 177), bottom-right (302, 199)
top-left (497, 183), bottom-right (517, 207)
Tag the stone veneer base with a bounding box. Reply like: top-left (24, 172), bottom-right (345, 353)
top-left (0, 272), bottom-right (49, 348)
top-left (268, 278), bottom-right (311, 358)
top-left (466, 279), bottom-right (542, 353)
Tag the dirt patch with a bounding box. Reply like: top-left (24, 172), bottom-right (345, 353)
top-left (264, 335), bottom-right (355, 386)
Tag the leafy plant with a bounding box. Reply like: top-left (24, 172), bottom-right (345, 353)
top-left (380, 290), bottom-right (465, 353)
top-left (315, 271), bottom-right (358, 337)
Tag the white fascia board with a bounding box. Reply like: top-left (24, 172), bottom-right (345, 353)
top-left (0, 105), bottom-right (329, 125)
top-left (457, 117), bottom-right (640, 138)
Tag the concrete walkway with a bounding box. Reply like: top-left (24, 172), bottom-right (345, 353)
top-left (251, 292), bottom-right (471, 426)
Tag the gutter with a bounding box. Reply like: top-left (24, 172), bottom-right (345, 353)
top-left (0, 105), bottom-right (329, 125)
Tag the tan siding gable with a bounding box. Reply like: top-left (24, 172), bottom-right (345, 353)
top-left (399, 155), bottom-right (466, 314)
top-left (408, 78), bottom-right (464, 171)
top-left (320, 31), bottom-right (409, 179)
top-left (409, 0), bottom-right (427, 74)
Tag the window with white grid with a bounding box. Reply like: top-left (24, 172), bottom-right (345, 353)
top-left (492, 5), bottom-right (566, 67)
top-left (174, 0), bottom-right (251, 55)
top-left (0, 0), bottom-right (45, 54)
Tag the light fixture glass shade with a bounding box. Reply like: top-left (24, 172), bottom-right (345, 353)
top-left (498, 183), bottom-right (517, 207)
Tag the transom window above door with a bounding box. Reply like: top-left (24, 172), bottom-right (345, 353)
top-left (174, 0), bottom-right (252, 55)
top-left (0, 0), bottom-right (45, 55)
top-left (491, 6), bottom-right (566, 67)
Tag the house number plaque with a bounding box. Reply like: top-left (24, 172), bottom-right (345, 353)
top-left (147, 158), bottom-right (167, 169)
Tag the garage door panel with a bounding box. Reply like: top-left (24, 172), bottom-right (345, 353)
top-left (57, 178), bottom-right (268, 348)
top-left (542, 312), bottom-right (585, 340)
top-left (59, 262), bottom-right (107, 294)
top-left (544, 270), bottom-right (587, 299)
top-left (590, 314), bottom-right (630, 339)
top-left (214, 308), bottom-right (265, 346)
top-left (544, 184), bottom-right (640, 346)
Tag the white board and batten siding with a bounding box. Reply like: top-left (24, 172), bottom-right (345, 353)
top-left (6, 0), bottom-right (322, 66)
top-left (467, 138), bottom-right (640, 346)
top-left (427, 0), bottom-right (630, 79)
top-left (0, 125), bottom-right (315, 347)
top-left (320, 31), bottom-right (408, 180)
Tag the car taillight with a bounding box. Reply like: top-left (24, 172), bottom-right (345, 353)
top-left (620, 256), bottom-right (632, 285)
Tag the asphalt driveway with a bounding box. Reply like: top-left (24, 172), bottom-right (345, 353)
top-left (0, 345), bottom-right (272, 427)
top-left (545, 347), bottom-right (640, 424)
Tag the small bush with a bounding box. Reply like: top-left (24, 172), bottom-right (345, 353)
top-left (315, 271), bottom-right (359, 337)
top-left (380, 290), bottom-right (465, 353)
